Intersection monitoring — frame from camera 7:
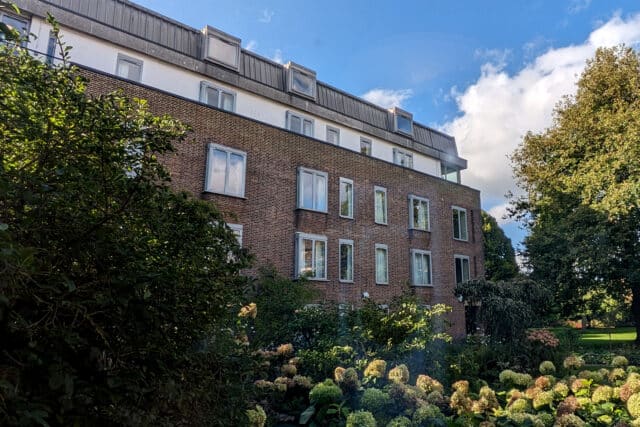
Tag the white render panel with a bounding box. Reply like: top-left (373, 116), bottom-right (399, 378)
top-left (29, 17), bottom-right (445, 180)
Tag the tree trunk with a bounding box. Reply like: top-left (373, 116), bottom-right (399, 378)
top-left (632, 284), bottom-right (640, 346)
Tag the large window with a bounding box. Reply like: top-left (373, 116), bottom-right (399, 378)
top-left (286, 62), bottom-right (317, 99)
top-left (411, 249), bottom-right (432, 286)
top-left (286, 111), bottom-right (314, 137)
top-left (442, 163), bottom-right (461, 183)
top-left (116, 54), bottom-right (143, 82)
top-left (326, 126), bottom-right (340, 145)
top-left (409, 195), bottom-right (430, 231)
top-left (204, 143), bottom-right (247, 197)
top-left (453, 206), bottom-right (468, 241)
top-left (339, 178), bottom-right (354, 219)
top-left (375, 244), bottom-right (389, 284)
top-left (455, 255), bottom-right (470, 284)
top-left (360, 137), bottom-right (372, 156)
top-left (296, 233), bottom-right (327, 280)
top-left (200, 82), bottom-right (235, 112)
top-left (392, 107), bottom-right (414, 136)
top-left (227, 223), bottom-right (243, 246)
top-left (298, 167), bottom-right (328, 212)
top-left (393, 148), bottom-right (413, 168)
top-left (203, 26), bottom-right (240, 70)
top-left (339, 239), bottom-right (354, 282)
top-left (374, 186), bottom-right (387, 225)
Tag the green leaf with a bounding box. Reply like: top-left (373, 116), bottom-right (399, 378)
top-left (299, 405), bottom-right (316, 424)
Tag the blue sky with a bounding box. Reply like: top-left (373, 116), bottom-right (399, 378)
top-left (136, 0), bottom-right (640, 257)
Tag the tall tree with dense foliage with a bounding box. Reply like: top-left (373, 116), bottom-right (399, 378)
top-left (512, 45), bottom-right (640, 343)
top-left (481, 211), bottom-right (518, 281)
top-left (0, 17), bottom-right (252, 425)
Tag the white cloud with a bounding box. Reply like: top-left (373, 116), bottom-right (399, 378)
top-left (568, 0), bottom-right (591, 14)
top-left (361, 88), bottom-right (413, 109)
top-left (272, 49), bottom-right (283, 64)
top-left (244, 40), bottom-right (257, 51)
top-left (258, 9), bottom-right (274, 23)
top-left (487, 203), bottom-right (514, 226)
top-left (441, 12), bottom-right (640, 209)
top-left (474, 48), bottom-right (511, 70)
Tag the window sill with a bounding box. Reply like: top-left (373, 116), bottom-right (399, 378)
top-left (453, 237), bottom-right (469, 242)
top-left (376, 282), bottom-right (389, 286)
top-left (409, 227), bottom-right (431, 233)
top-left (339, 279), bottom-right (354, 284)
top-left (202, 190), bottom-right (247, 200)
top-left (308, 278), bottom-right (329, 282)
top-left (296, 207), bottom-right (328, 214)
top-left (411, 284), bottom-right (434, 288)
top-left (339, 215), bottom-right (354, 220)
top-left (374, 221), bottom-right (388, 226)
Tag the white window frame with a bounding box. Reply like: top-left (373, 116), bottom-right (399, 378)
top-left (204, 143), bottom-right (247, 198)
top-left (326, 125), bottom-right (340, 145)
top-left (375, 243), bottom-right (389, 285)
top-left (452, 206), bottom-right (469, 241)
top-left (286, 61), bottom-right (317, 100)
top-left (339, 239), bottom-right (354, 283)
top-left (409, 195), bottom-right (430, 231)
top-left (392, 107), bottom-right (414, 136)
top-left (227, 223), bottom-right (243, 246)
top-left (454, 255), bottom-right (471, 284)
top-left (339, 177), bottom-right (354, 219)
top-left (297, 167), bottom-right (328, 212)
top-left (374, 186), bottom-right (388, 225)
top-left (200, 81), bottom-right (236, 112)
top-left (411, 249), bottom-right (432, 287)
top-left (202, 25), bottom-right (241, 71)
top-left (393, 148), bottom-right (414, 168)
top-left (360, 137), bottom-right (372, 156)
top-left (296, 232), bottom-right (328, 280)
top-left (286, 111), bottom-right (314, 137)
top-left (116, 53), bottom-right (143, 82)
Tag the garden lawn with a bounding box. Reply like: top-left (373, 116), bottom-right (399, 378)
top-left (579, 327), bottom-right (636, 347)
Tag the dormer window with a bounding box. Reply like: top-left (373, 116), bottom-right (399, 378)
top-left (392, 107), bottom-right (413, 136)
top-left (286, 62), bottom-right (316, 100)
top-left (202, 26), bottom-right (240, 71)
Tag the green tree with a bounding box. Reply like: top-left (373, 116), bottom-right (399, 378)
top-left (482, 211), bottom-right (518, 281)
top-left (512, 45), bottom-right (640, 343)
top-left (0, 17), bottom-right (252, 425)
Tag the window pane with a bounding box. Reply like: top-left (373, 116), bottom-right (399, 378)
top-left (455, 258), bottom-right (463, 283)
top-left (462, 259), bottom-right (470, 282)
top-left (301, 238), bottom-right (313, 276)
top-left (292, 70), bottom-right (313, 96)
top-left (453, 210), bottom-right (461, 238)
top-left (227, 153), bottom-right (244, 195)
top-left (1, 15), bottom-right (28, 40)
top-left (208, 149), bottom-right (227, 193)
top-left (396, 115), bottom-right (412, 134)
top-left (303, 119), bottom-right (313, 136)
top-left (375, 190), bottom-right (386, 223)
top-left (340, 181), bottom-right (353, 217)
top-left (206, 87), bottom-right (220, 107)
top-left (376, 248), bottom-right (388, 283)
top-left (314, 174), bottom-right (327, 211)
top-left (301, 171), bottom-right (313, 208)
top-left (361, 140), bottom-right (371, 156)
top-left (327, 128), bottom-right (339, 144)
top-left (207, 36), bottom-right (238, 67)
top-left (460, 211), bottom-right (468, 240)
top-left (413, 253), bottom-right (422, 285)
top-left (340, 243), bottom-right (353, 281)
top-left (221, 92), bottom-right (234, 111)
top-left (290, 115), bottom-right (302, 133)
top-left (314, 240), bottom-right (326, 279)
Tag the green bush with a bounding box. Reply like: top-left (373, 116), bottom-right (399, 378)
top-left (309, 379), bottom-right (343, 406)
top-left (346, 410), bottom-right (377, 427)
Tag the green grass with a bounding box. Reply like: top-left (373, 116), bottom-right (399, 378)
top-left (578, 327), bottom-right (636, 347)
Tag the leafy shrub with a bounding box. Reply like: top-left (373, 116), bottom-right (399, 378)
top-left (628, 393), bottom-right (640, 418)
top-left (246, 405), bottom-right (267, 427)
top-left (346, 410), bottom-right (377, 427)
top-left (364, 359), bottom-right (387, 379)
top-left (612, 355), bottom-right (629, 368)
top-left (540, 360), bottom-right (556, 375)
top-left (360, 388), bottom-right (392, 420)
top-left (563, 355), bottom-right (585, 370)
top-left (309, 379), bottom-right (343, 406)
top-left (386, 416), bottom-right (411, 427)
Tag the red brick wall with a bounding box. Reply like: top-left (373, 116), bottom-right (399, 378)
top-left (82, 70), bottom-right (484, 338)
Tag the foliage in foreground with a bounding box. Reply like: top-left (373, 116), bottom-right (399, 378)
top-left (0, 19), bottom-right (253, 426)
top-left (252, 348), bottom-right (640, 426)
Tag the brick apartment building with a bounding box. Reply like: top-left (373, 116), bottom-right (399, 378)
top-left (8, 0), bottom-right (484, 336)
